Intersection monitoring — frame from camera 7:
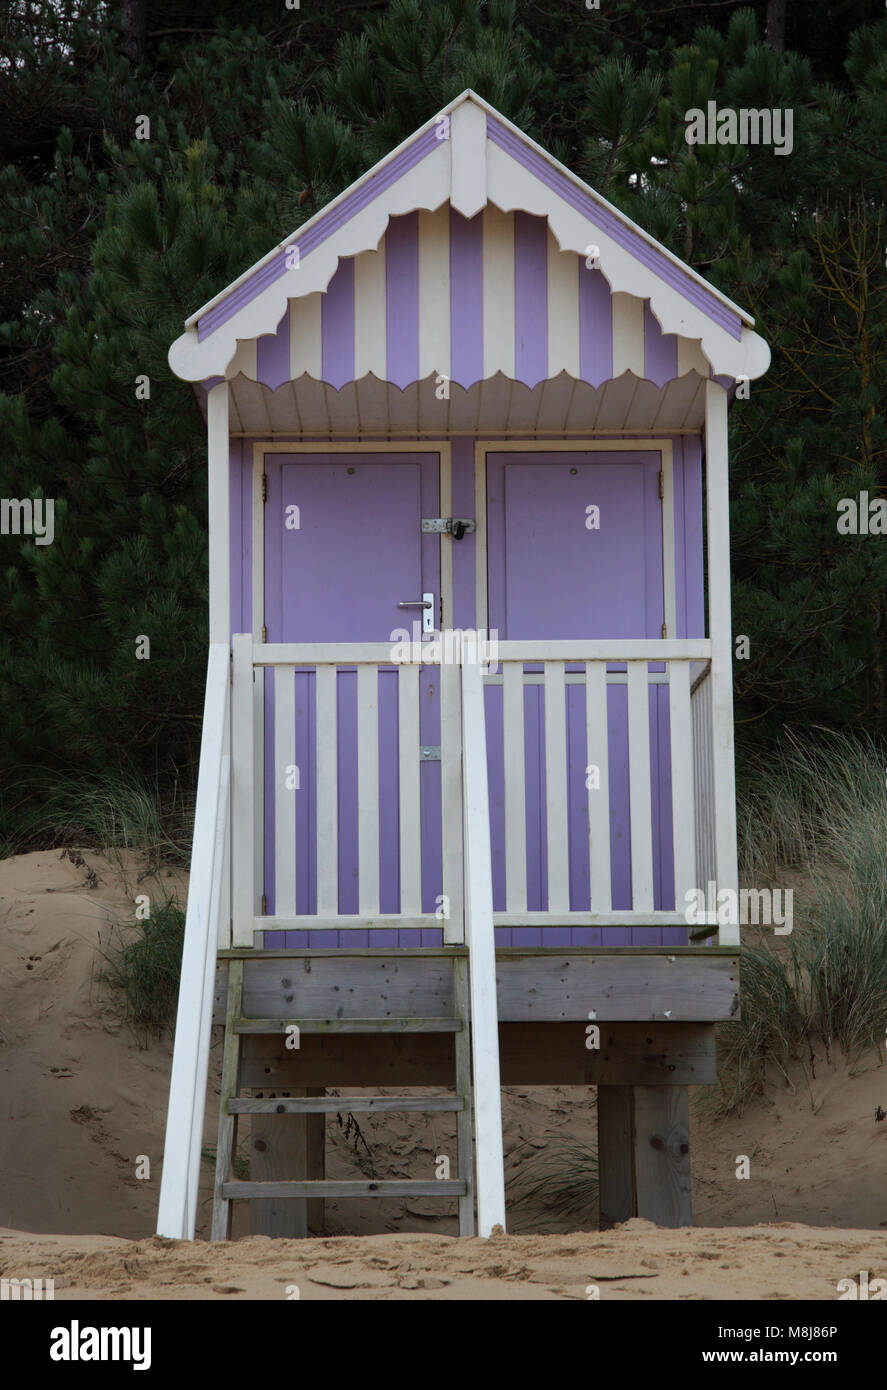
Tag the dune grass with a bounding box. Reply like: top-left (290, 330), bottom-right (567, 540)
top-left (96, 896), bottom-right (186, 1047)
top-left (0, 769), bottom-right (193, 868)
top-left (506, 1137), bottom-right (599, 1228)
top-left (717, 728), bottom-right (887, 1113)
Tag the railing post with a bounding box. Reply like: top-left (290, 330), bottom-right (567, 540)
top-left (461, 638), bottom-right (506, 1235)
top-left (157, 643), bottom-right (230, 1239)
top-left (231, 633), bottom-right (256, 947)
top-left (441, 653), bottom-right (465, 942)
top-left (705, 382), bottom-right (740, 945)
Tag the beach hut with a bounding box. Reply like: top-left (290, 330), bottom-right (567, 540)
top-left (156, 90), bottom-right (769, 1241)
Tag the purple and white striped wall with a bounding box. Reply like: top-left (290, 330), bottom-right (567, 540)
top-left (243, 207), bottom-right (712, 396)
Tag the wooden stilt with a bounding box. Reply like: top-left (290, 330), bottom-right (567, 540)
top-left (249, 1087), bottom-right (325, 1237)
top-left (597, 1085), bottom-right (634, 1228)
top-left (632, 1085), bottom-right (692, 1228)
top-left (597, 1084), bottom-right (692, 1230)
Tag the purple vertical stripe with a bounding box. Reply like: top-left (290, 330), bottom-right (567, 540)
top-left (386, 213), bottom-right (419, 387)
top-left (513, 212), bottom-right (548, 388)
top-left (451, 438), bottom-right (476, 627)
top-left (228, 439), bottom-right (251, 636)
top-left (579, 266), bottom-right (612, 386)
top-left (450, 209), bottom-right (483, 388)
top-left (643, 302), bottom-right (678, 386)
top-left (321, 258), bottom-right (355, 389)
top-left (257, 308), bottom-right (291, 390)
top-left (681, 436), bottom-right (705, 637)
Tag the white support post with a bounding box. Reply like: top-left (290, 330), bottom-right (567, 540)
top-left (207, 382), bottom-right (230, 645)
top-left (704, 382), bottom-right (740, 945)
top-left (461, 639), bottom-right (506, 1236)
top-left (231, 633), bottom-right (255, 946)
top-left (157, 643), bottom-right (230, 1239)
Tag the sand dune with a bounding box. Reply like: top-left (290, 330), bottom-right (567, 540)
top-left (1, 849), bottom-right (885, 1299)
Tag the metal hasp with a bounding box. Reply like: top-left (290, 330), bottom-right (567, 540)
top-left (421, 518), bottom-right (477, 538)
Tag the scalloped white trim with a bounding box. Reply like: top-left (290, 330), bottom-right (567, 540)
top-left (169, 125), bottom-right (770, 384)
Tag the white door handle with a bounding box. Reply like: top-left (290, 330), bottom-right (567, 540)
top-left (397, 592), bottom-right (435, 633)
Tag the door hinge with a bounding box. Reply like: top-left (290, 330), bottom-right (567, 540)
top-left (262, 474), bottom-right (268, 503)
top-left (658, 470), bottom-right (664, 499)
top-left (261, 624), bottom-right (267, 643)
top-left (661, 622), bottom-right (668, 639)
top-left (261, 893), bottom-right (267, 915)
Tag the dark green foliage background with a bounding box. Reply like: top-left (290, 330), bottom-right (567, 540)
top-left (1, 0), bottom-right (885, 842)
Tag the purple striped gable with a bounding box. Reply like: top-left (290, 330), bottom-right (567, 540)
top-left (449, 209), bottom-right (483, 388)
top-left (386, 212), bottom-right (419, 388)
top-left (486, 114), bottom-right (743, 340)
top-left (197, 125), bottom-right (440, 341)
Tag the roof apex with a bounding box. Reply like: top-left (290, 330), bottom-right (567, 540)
top-left (170, 92), bottom-right (769, 385)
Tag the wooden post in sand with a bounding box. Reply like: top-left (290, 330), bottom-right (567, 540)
top-left (598, 1085), bottom-right (691, 1229)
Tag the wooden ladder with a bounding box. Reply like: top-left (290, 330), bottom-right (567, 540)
top-left (210, 958), bottom-right (476, 1239)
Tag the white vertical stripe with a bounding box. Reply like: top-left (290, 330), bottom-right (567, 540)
top-left (502, 663), bottom-right (527, 913)
top-left (705, 381), bottom-right (739, 943)
top-left (585, 663), bottom-right (611, 912)
top-left (315, 664), bottom-right (338, 916)
top-left (357, 663), bottom-right (380, 915)
top-left (231, 634), bottom-right (254, 946)
top-left (273, 665), bottom-right (297, 917)
top-left (626, 661), bottom-right (654, 913)
top-left (677, 336), bottom-right (709, 376)
top-left (450, 99), bottom-right (487, 218)
top-left (611, 292), bottom-right (645, 377)
top-left (440, 656), bottom-right (464, 943)
top-left (418, 208), bottom-right (451, 381)
top-left (225, 337), bottom-right (257, 380)
top-left (668, 660), bottom-right (695, 912)
top-left (398, 665), bottom-right (422, 915)
top-left (544, 661), bottom-right (570, 914)
top-left (546, 232), bottom-right (579, 377)
top-left (290, 293), bottom-right (322, 377)
top-left (353, 247), bottom-right (387, 379)
top-left (482, 205), bottom-right (514, 377)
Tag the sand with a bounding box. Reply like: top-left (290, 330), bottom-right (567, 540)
top-left (1, 848), bottom-right (886, 1300)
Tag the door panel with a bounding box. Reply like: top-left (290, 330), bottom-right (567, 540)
top-left (262, 453), bottom-right (442, 947)
top-left (486, 451), bottom-right (676, 946)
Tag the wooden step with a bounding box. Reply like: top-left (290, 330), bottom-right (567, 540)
top-left (227, 1095), bottom-right (464, 1115)
top-left (222, 1179), bottom-right (468, 1200)
top-left (234, 1017), bottom-right (462, 1034)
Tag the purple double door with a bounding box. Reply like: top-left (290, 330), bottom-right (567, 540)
top-left (261, 447), bottom-right (678, 949)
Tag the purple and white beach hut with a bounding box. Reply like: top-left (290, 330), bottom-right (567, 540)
top-left (158, 91), bottom-right (770, 1243)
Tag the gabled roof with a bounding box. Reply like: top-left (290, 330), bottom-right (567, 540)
top-left (169, 90), bottom-right (769, 384)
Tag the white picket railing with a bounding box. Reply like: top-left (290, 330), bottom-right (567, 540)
top-left (234, 637), bottom-right (460, 945)
top-left (486, 640), bottom-right (711, 928)
top-left (229, 635), bottom-right (722, 942)
top-left (157, 642), bottom-right (231, 1240)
